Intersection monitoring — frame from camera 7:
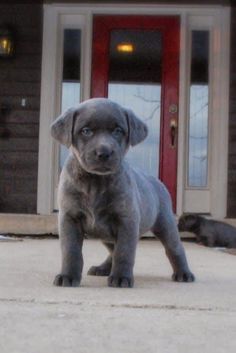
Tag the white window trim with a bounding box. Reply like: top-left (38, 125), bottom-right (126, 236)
top-left (177, 9), bottom-right (230, 218)
top-left (37, 4), bottom-right (230, 218)
top-left (52, 14), bottom-right (93, 209)
top-left (37, 6), bottom-right (93, 214)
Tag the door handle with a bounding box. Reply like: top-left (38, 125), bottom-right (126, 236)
top-left (170, 118), bottom-right (178, 148)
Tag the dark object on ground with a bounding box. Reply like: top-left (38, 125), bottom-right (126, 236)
top-left (178, 214), bottom-right (236, 248)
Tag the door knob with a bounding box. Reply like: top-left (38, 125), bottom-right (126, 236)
top-left (170, 118), bottom-right (178, 148)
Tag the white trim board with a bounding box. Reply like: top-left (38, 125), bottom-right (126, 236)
top-left (0, 214), bottom-right (58, 235)
top-left (1, 214), bottom-right (236, 236)
top-left (177, 9), bottom-right (230, 218)
top-left (37, 4), bottom-right (230, 218)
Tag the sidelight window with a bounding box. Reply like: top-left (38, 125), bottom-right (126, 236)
top-left (60, 29), bottom-right (81, 169)
top-left (187, 30), bottom-right (210, 188)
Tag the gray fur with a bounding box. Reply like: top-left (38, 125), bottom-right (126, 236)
top-left (51, 98), bottom-right (194, 288)
top-left (178, 214), bottom-right (236, 248)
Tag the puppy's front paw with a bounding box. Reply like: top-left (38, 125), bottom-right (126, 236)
top-left (172, 271), bottom-right (195, 283)
top-left (53, 274), bottom-right (81, 287)
top-left (108, 275), bottom-right (134, 288)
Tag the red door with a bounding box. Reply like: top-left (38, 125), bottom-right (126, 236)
top-left (91, 15), bottom-right (180, 210)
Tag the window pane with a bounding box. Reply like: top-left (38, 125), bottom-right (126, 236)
top-left (108, 30), bottom-right (162, 177)
top-left (60, 29), bottom-right (81, 169)
top-left (188, 31), bottom-right (209, 187)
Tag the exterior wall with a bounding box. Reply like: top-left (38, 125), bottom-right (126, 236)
top-left (227, 5), bottom-right (236, 217)
top-left (0, 4), bottom-right (42, 213)
top-left (0, 1), bottom-right (234, 216)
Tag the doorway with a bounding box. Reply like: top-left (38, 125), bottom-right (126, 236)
top-left (37, 6), bottom-right (229, 219)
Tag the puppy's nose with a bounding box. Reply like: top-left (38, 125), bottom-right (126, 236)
top-left (96, 146), bottom-right (113, 161)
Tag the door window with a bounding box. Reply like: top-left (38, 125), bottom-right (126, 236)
top-left (108, 30), bottom-right (162, 176)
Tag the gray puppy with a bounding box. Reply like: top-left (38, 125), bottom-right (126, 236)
top-left (51, 98), bottom-right (194, 288)
top-left (178, 214), bottom-right (236, 248)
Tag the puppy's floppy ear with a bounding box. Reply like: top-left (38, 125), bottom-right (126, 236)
top-left (51, 107), bottom-right (76, 147)
top-left (185, 214), bottom-right (202, 230)
top-left (125, 108), bottom-right (148, 146)
top-left (188, 214), bottom-right (200, 224)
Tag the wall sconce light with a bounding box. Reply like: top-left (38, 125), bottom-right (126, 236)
top-left (0, 27), bottom-right (14, 58)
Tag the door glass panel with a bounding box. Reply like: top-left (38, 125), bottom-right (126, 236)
top-left (188, 31), bottom-right (209, 187)
top-left (108, 30), bottom-right (162, 177)
top-left (60, 29), bottom-right (81, 169)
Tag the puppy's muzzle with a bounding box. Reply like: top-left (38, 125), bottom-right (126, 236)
top-left (86, 143), bottom-right (119, 175)
top-left (95, 145), bottom-right (114, 162)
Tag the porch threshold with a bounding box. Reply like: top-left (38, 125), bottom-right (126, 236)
top-left (0, 213), bottom-right (236, 237)
top-left (0, 214), bottom-right (58, 236)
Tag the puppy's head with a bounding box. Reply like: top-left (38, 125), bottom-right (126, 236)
top-left (51, 98), bottom-right (148, 175)
top-left (178, 214), bottom-right (202, 232)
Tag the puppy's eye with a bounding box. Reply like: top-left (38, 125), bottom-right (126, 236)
top-left (81, 127), bottom-right (93, 137)
top-left (112, 127), bottom-right (124, 137)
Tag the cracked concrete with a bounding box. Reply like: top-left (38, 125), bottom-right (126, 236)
top-left (0, 238), bottom-right (236, 353)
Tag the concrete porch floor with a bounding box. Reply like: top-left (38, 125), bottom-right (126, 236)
top-left (0, 238), bottom-right (236, 353)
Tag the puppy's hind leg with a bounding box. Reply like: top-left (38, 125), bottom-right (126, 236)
top-left (151, 191), bottom-right (195, 282)
top-left (87, 242), bottom-right (113, 276)
top-left (152, 217), bottom-right (195, 282)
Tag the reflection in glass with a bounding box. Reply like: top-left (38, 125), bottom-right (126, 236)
top-left (108, 30), bottom-right (162, 177)
top-left (188, 31), bottom-right (209, 187)
top-left (109, 84), bottom-right (160, 176)
top-left (60, 29), bottom-right (81, 169)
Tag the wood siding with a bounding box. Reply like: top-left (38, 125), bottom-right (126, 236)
top-left (0, 4), bottom-right (42, 213)
top-left (227, 6), bottom-right (236, 217)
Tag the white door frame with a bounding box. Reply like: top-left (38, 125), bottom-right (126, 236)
top-left (37, 3), bottom-right (230, 218)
